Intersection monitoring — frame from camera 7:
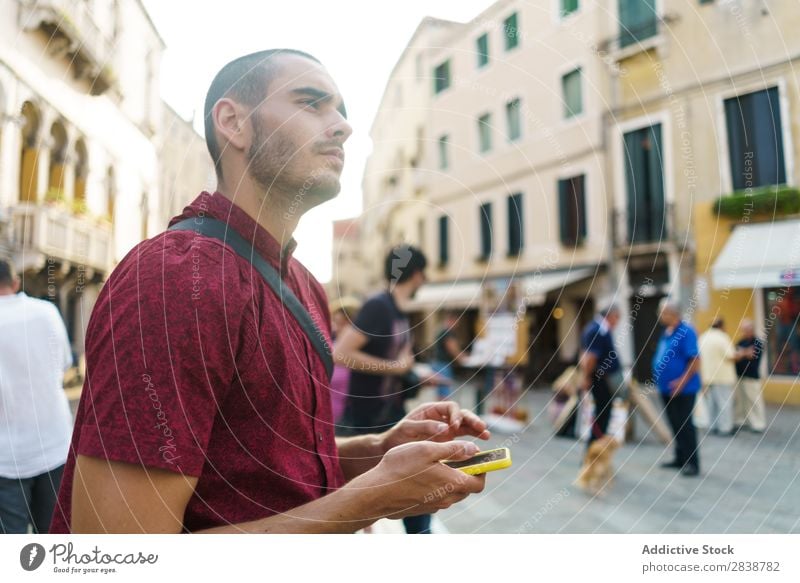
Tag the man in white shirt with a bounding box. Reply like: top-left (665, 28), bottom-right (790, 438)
top-left (698, 318), bottom-right (737, 436)
top-left (0, 259), bottom-right (73, 533)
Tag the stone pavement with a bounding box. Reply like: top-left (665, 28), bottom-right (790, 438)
top-left (67, 381), bottom-right (799, 534)
top-left (437, 383), bottom-right (800, 534)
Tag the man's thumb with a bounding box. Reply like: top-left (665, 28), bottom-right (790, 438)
top-left (428, 440), bottom-right (480, 462)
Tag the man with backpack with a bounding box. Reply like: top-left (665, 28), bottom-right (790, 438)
top-left (51, 49), bottom-right (489, 533)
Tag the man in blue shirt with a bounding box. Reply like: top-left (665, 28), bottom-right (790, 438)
top-left (580, 305), bottom-right (622, 446)
top-left (651, 300), bottom-right (702, 477)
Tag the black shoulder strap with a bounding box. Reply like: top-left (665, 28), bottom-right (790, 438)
top-left (168, 218), bottom-right (333, 380)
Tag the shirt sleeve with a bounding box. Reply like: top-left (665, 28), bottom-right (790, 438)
top-left (352, 296), bottom-right (390, 339)
top-left (582, 323), bottom-right (605, 358)
top-left (75, 240), bottom-right (253, 477)
top-left (682, 326), bottom-right (700, 360)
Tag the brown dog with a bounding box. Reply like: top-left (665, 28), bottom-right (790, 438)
top-left (575, 435), bottom-right (620, 494)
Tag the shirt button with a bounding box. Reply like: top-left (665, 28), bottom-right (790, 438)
top-left (318, 432), bottom-right (323, 442)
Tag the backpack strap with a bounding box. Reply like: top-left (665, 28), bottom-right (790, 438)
top-left (168, 218), bottom-right (333, 380)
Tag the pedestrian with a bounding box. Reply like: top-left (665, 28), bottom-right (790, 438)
top-left (652, 299), bottom-right (702, 477)
top-left (579, 304), bottom-right (622, 446)
top-left (334, 244), bottom-right (450, 534)
top-left (431, 311), bottom-right (467, 400)
top-left (698, 318), bottom-right (737, 435)
top-left (0, 259), bottom-right (73, 533)
top-left (734, 319), bottom-right (766, 433)
top-left (51, 49), bottom-right (490, 534)
top-left (329, 296), bottom-right (362, 423)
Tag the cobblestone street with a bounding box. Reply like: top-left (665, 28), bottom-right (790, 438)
top-left (438, 383), bottom-right (800, 534)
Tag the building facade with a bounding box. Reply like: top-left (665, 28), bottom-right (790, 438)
top-left (356, 0), bottom-right (800, 402)
top-left (0, 0), bottom-right (210, 372)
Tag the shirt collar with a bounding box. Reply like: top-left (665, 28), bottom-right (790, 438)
top-left (170, 191), bottom-right (297, 272)
top-left (595, 316), bottom-right (610, 334)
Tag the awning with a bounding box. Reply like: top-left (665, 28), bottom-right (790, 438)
top-left (519, 267), bottom-right (596, 305)
top-left (406, 280), bottom-right (482, 311)
top-left (711, 220), bottom-right (800, 289)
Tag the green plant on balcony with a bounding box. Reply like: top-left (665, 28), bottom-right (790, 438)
top-left (712, 185), bottom-right (800, 219)
top-left (71, 198), bottom-right (89, 216)
top-left (44, 187), bottom-right (66, 205)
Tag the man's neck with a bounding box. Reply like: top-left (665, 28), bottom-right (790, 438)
top-left (216, 182), bottom-right (300, 249)
top-left (0, 287), bottom-right (17, 297)
top-left (389, 282), bottom-right (415, 308)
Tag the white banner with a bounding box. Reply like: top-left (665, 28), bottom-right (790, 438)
top-left (1, 534), bottom-right (798, 581)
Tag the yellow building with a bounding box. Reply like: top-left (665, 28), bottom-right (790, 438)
top-left (604, 0), bottom-right (800, 404)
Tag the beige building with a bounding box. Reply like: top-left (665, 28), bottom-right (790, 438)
top-left (359, 17), bottom-right (463, 295)
top-left (328, 218), bottom-right (370, 302)
top-left (359, 1), bottom-right (618, 382)
top-left (0, 0), bottom-right (210, 371)
top-left (596, 0), bottom-right (800, 403)
top-left (158, 103), bottom-right (214, 226)
top-left (357, 0), bottom-right (800, 400)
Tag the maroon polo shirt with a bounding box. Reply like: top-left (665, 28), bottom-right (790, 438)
top-left (50, 191), bottom-right (344, 533)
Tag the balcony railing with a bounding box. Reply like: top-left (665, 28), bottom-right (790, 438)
top-left (19, 0), bottom-right (115, 94)
top-left (600, 13), bottom-right (677, 62)
top-left (612, 201), bottom-right (675, 249)
top-left (9, 203), bottom-right (113, 272)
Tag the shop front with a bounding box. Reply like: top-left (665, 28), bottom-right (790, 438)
top-left (710, 219), bottom-right (800, 405)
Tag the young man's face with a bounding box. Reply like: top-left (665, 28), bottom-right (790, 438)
top-left (246, 55), bottom-right (352, 210)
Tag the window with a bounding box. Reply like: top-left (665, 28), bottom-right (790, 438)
top-left (506, 98), bottom-right (522, 142)
top-left (618, 0), bottom-right (658, 48)
top-left (562, 68), bottom-right (583, 118)
top-left (764, 287), bottom-right (800, 376)
top-left (623, 124), bottom-right (666, 244)
top-left (438, 215), bottom-right (449, 266)
top-left (434, 60), bottom-right (451, 94)
top-left (558, 175), bottom-right (587, 246)
top-left (504, 12), bottom-right (520, 51)
top-left (479, 202), bottom-right (493, 260)
top-left (438, 135), bottom-right (450, 170)
top-left (478, 113), bottom-right (492, 153)
top-left (724, 87), bottom-right (786, 192)
top-left (476, 33), bottom-right (489, 68)
top-left (507, 193), bottom-right (524, 256)
top-left (561, 0), bottom-right (579, 18)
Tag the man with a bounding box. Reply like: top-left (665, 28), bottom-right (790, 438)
top-left (431, 311), bottom-right (467, 401)
top-left (0, 259), bottom-right (73, 533)
top-left (698, 318), bottom-right (737, 435)
top-left (579, 305), bottom-right (622, 446)
top-left (50, 49), bottom-right (489, 534)
top-left (734, 319), bottom-right (766, 433)
top-left (652, 300), bottom-right (702, 477)
top-left (334, 245), bottom-right (447, 534)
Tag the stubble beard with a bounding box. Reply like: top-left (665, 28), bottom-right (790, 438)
top-left (247, 119), bottom-right (342, 214)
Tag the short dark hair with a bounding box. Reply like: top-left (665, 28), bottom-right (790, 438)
top-left (0, 258), bottom-right (17, 287)
top-left (384, 245), bottom-right (427, 284)
top-left (204, 49), bottom-right (321, 180)
top-left (712, 318), bottom-right (724, 329)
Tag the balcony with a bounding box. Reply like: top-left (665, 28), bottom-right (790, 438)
top-left (612, 201), bottom-right (676, 253)
top-left (9, 203), bottom-right (113, 273)
top-left (19, 0), bottom-right (115, 95)
top-left (600, 13), bottom-right (677, 63)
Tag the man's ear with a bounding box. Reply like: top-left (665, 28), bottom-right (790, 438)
top-left (212, 98), bottom-right (251, 153)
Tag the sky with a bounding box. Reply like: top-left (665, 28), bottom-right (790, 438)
top-left (142, 0), bottom-right (497, 282)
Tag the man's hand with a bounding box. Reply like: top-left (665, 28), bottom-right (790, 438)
top-left (669, 378), bottom-right (684, 396)
top-left (350, 440), bottom-right (487, 518)
top-left (381, 401), bottom-right (490, 452)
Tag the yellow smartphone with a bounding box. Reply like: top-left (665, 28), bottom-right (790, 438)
top-left (443, 447), bottom-right (512, 475)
